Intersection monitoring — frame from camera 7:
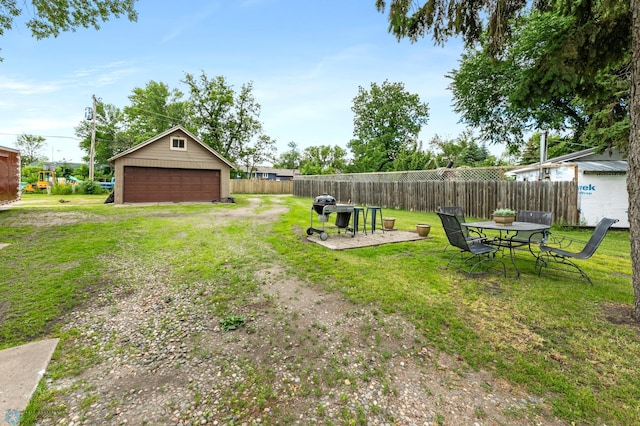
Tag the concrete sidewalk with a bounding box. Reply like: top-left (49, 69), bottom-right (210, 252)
top-left (0, 339), bottom-right (59, 425)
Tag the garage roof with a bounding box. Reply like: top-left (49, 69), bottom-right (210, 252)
top-left (108, 125), bottom-right (234, 168)
top-left (507, 147), bottom-right (627, 176)
top-left (0, 145), bottom-right (20, 154)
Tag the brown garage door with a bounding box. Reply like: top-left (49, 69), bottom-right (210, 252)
top-left (123, 167), bottom-right (221, 203)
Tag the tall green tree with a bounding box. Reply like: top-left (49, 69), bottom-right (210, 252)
top-left (429, 131), bottom-right (501, 167)
top-left (449, 9), bottom-right (628, 152)
top-left (182, 72), bottom-right (262, 163)
top-left (273, 141), bottom-right (302, 170)
top-left (375, 0), bottom-right (640, 320)
top-left (238, 134), bottom-right (277, 177)
top-left (16, 133), bottom-right (46, 166)
top-left (14, 133), bottom-right (45, 166)
top-left (390, 139), bottom-right (434, 171)
top-left (0, 0), bottom-right (137, 60)
top-left (300, 145), bottom-right (348, 175)
top-left (348, 80), bottom-right (429, 172)
top-left (123, 81), bottom-right (189, 144)
top-left (519, 132), bottom-right (571, 165)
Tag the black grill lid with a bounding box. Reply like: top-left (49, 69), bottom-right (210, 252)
top-left (313, 194), bottom-right (336, 214)
top-left (313, 194), bottom-right (336, 205)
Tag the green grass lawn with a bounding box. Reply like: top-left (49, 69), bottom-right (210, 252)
top-left (0, 193), bottom-right (637, 425)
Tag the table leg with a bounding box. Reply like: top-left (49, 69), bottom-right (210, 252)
top-left (508, 245), bottom-right (521, 279)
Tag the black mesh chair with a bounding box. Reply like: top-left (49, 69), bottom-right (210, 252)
top-left (507, 210), bottom-right (553, 256)
top-left (437, 206), bottom-right (485, 246)
top-left (518, 210), bottom-right (553, 226)
top-left (536, 217), bottom-right (619, 284)
top-left (437, 206), bottom-right (465, 222)
top-left (437, 212), bottom-right (505, 277)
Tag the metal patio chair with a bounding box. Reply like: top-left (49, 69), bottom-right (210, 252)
top-left (507, 210), bottom-right (553, 257)
top-left (518, 210), bottom-right (553, 226)
top-left (437, 206), bottom-right (485, 250)
top-left (536, 217), bottom-right (619, 284)
top-left (437, 212), bottom-right (505, 277)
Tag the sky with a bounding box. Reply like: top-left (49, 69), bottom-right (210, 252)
top-left (0, 0), bottom-right (488, 165)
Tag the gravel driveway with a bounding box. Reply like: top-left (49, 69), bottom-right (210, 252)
top-left (36, 197), bottom-right (565, 425)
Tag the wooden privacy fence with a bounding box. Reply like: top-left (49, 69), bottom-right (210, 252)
top-left (230, 179), bottom-right (293, 194)
top-left (294, 179), bottom-right (579, 225)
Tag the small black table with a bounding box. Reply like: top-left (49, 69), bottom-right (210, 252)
top-left (463, 221), bottom-right (551, 278)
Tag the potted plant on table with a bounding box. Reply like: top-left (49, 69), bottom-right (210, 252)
top-left (492, 208), bottom-right (516, 226)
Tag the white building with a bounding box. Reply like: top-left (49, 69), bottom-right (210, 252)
top-left (508, 148), bottom-right (628, 228)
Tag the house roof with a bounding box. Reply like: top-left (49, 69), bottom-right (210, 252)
top-left (252, 166), bottom-right (300, 177)
top-left (542, 147), bottom-right (597, 163)
top-left (108, 125), bottom-right (234, 168)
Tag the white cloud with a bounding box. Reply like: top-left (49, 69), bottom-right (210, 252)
top-left (67, 61), bottom-right (141, 88)
top-left (161, 3), bottom-right (222, 43)
top-left (0, 76), bottom-right (61, 95)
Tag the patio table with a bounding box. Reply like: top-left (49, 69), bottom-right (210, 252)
top-left (462, 221), bottom-right (551, 278)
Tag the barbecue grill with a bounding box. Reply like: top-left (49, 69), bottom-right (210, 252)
top-left (307, 194), bottom-right (355, 241)
top-left (312, 194), bottom-right (336, 216)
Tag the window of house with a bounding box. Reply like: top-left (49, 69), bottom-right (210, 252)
top-left (171, 137), bottom-right (186, 151)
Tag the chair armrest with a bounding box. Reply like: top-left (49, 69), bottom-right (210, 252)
top-left (541, 233), bottom-right (580, 249)
top-left (467, 228), bottom-right (486, 238)
top-left (548, 234), bottom-right (575, 248)
top-left (528, 230), bottom-right (549, 244)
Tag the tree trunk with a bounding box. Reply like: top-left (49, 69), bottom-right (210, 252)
top-left (630, 0), bottom-right (640, 321)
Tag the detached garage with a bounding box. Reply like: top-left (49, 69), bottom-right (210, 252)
top-left (0, 145), bottom-right (20, 205)
top-left (109, 126), bottom-right (233, 204)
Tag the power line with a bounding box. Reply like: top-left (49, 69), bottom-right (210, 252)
top-left (0, 132), bottom-right (81, 140)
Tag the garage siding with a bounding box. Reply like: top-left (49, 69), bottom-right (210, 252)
top-left (123, 167), bottom-right (221, 203)
top-left (0, 147), bottom-right (20, 205)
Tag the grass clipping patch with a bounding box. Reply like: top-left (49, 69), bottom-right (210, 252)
top-left (462, 295), bottom-right (546, 353)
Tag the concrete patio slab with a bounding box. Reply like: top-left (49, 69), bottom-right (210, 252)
top-left (307, 230), bottom-right (430, 250)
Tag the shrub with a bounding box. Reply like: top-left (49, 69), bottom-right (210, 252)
top-left (77, 181), bottom-right (106, 195)
top-left (21, 166), bottom-right (41, 183)
top-left (51, 184), bottom-right (73, 195)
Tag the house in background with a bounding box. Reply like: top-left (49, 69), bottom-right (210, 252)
top-left (245, 166), bottom-right (300, 181)
top-left (108, 126), bottom-right (233, 204)
top-left (508, 147), bottom-right (628, 228)
top-left (0, 145), bottom-right (20, 205)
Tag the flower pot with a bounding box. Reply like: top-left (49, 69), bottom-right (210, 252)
top-left (383, 218), bottom-right (396, 230)
top-left (493, 215), bottom-right (515, 226)
top-left (416, 224), bottom-right (431, 237)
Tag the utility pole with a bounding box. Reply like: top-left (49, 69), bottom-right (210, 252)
top-left (89, 94), bottom-right (97, 180)
top-left (539, 130), bottom-right (548, 181)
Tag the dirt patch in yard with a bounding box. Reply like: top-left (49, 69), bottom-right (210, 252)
top-left (602, 302), bottom-right (640, 329)
top-left (0, 210), bottom-right (106, 227)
